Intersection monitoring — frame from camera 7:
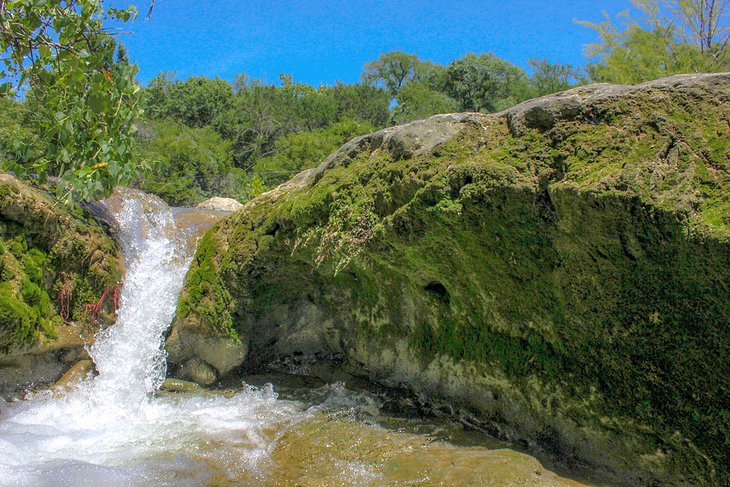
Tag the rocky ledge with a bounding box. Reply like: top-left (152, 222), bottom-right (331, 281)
top-left (0, 175), bottom-right (122, 391)
top-left (168, 74), bottom-right (730, 485)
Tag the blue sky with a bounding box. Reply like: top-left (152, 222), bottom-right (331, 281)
top-left (118, 1), bottom-right (638, 86)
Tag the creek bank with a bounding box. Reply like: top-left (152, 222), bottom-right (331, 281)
top-left (170, 74), bottom-right (730, 485)
top-left (0, 174), bottom-right (123, 392)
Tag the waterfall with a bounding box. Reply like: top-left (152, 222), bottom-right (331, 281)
top-left (0, 189), bottom-right (302, 486)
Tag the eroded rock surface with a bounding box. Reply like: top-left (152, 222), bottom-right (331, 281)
top-left (170, 74), bottom-right (730, 485)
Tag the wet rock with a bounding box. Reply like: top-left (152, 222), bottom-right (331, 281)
top-left (166, 320), bottom-right (247, 383)
top-left (271, 416), bottom-right (585, 486)
top-left (180, 358), bottom-right (218, 386)
top-left (196, 197), bottom-right (243, 212)
top-left (159, 377), bottom-right (206, 394)
top-left (1, 323), bottom-right (95, 391)
top-left (50, 359), bottom-right (95, 395)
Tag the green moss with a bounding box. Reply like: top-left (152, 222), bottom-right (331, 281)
top-left (0, 176), bottom-right (122, 350)
top-left (177, 231), bottom-right (238, 341)
top-left (0, 282), bottom-right (34, 349)
top-left (178, 82), bottom-right (730, 484)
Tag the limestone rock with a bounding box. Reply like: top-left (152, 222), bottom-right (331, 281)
top-left (506, 72), bottom-right (730, 136)
top-left (272, 415), bottom-right (586, 486)
top-left (51, 359), bottom-right (95, 395)
top-left (158, 377), bottom-right (206, 394)
top-left (166, 318), bottom-right (247, 380)
top-left (179, 358), bottom-right (218, 386)
top-left (172, 74), bottom-right (730, 485)
top-left (196, 197), bottom-right (243, 212)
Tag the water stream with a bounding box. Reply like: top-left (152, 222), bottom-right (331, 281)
top-left (0, 190), bottom-right (587, 486)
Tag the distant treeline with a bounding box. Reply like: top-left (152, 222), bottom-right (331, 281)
top-left (132, 52), bottom-right (580, 204)
top-left (1, 0), bottom-right (727, 205)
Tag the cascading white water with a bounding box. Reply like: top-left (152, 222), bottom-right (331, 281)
top-left (0, 190), bottom-right (304, 486)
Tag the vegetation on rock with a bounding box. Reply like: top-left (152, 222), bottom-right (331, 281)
top-left (0, 175), bottom-right (122, 352)
top-left (172, 74), bottom-right (730, 485)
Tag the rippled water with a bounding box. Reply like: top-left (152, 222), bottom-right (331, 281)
top-left (0, 190), bottom-right (586, 486)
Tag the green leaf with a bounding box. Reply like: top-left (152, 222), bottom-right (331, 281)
top-left (39, 44), bottom-right (51, 60)
top-left (108, 161), bottom-right (121, 177)
top-left (89, 94), bottom-right (104, 113)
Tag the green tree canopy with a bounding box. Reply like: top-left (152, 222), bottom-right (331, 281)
top-left (254, 118), bottom-right (374, 188)
top-left (579, 0), bottom-right (729, 84)
top-left (1, 0), bottom-right (145, 203)
top-left (361, 51), bottom-right (447, 98)
top-left (392, 81), bottom-right (458, 124)
top-left (136, 119), bottom-right (248, 206)
top-left (527, 58), bottom-right (583, 97)
top-left (141, 73), bottom-right (234, 127)
top-left (442, 52), bottom-right (531, 113)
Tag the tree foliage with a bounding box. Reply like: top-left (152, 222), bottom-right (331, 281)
top-left (392, 81), bottom-right (458, 124)
top-left (527, 58), bottom-right (583, 97)
top-left (142, 72), bottom-right (389, 180)
top-left (362, 51), bottom-right (426, 96)
top-left (441, 52), bottom-right (532, 113)
top-left (136, 119), bottom-right (248, 206)
top-left (0, 0), bottom-right (145, 203)
top-left (141, 73), bottom-right (234, 127)
top-left (253, 118), bottom-right (374, 188)
top-left (579, 0), bottom-right (729, 83)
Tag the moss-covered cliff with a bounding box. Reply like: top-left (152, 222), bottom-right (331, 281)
top-left (170, 74), bottom-right (730, 485)
top-left (0, 174), bottom-right (122, 388)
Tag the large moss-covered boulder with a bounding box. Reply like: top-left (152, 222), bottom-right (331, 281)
top-left (171, 74), bottom-right (730, 485)
top-left (0, 174), bottom-right (122, 390)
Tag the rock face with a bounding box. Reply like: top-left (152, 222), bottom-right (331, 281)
top-left (196, 197), bottom-right (243, 212)
top-left (0, 175), bottom-right (122, 391)
top-left (170, 74), bottom-right (730, 485)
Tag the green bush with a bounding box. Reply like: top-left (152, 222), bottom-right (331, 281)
top-left (137, 119), bottom-right (249, 206)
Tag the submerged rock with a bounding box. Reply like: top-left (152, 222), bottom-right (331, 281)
top-left (170, 74), bottom-right (730, 485)
top-left (0, 175), bottom-right (123, 391)
top-left (271, 416), bottom-right (585, 486)
top-left (158, 377), bottom-right (206, 394)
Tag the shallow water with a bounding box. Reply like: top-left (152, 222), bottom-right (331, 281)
top-left (0, 189), bottom-right (586, 486)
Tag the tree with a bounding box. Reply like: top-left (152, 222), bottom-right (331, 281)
top-left (665, 0), bottom-right (729, 57)
top-left (361, 51), bottom-right (447, 100)
top-left (136, 119), bottom-right (248, 206)
top-left (141, 71), bottom-right (176, 120)
top-left (578, 0), bottom-right (729, 83)
top-left (0, 0), bottom-right (145, 203)
top-left (0, 98), bottom-right (40, 167)
top-left (527, 58), bottom-right (583, 97)
top-left (362, 51), bottom-right (421, 96)
top-left (442, 53), bottom-right (531, 113)
top-left (392, 81), bottom-right (458, 124)
top-left (327, 82), bottom-right (390, 127)
top-left (141, 74), bottom-right (234, 128)
top-left (254, 118), bottom-right (374, 188)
